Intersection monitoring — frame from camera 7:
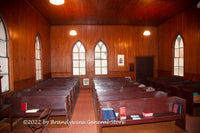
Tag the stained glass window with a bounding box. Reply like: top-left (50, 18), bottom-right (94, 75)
top-left (72, 41), bottom-right (86, 75)
top-left (174, 35), bottom-right (184, 76)
top-left (95, 41), bottom-right (108, 75)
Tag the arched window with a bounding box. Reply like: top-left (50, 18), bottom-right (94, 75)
top-left (95, 41), bottom-right (108, 75)
top-left (174, 35), bottom-right (184, 76)
top-left (72, 41), bottom-right (86, 75)
top-left (0, 16), bottom-right (9, 93)
top-left (35, 35), bottom-right (42, 80)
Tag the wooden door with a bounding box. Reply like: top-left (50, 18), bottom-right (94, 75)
top-left (136, 57), bottom-right (154, 83)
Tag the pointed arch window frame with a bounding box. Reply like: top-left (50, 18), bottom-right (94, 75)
top-left (35, 34), bottom-right (43, 81)
top-left (94, 41), bottom-right (108, 75)
top-left (173, 34), bottom-right (184, 77)
top-left (0, 15), bottom-right (10, 93)
top-left (72, 41), bottom-right (86, 76)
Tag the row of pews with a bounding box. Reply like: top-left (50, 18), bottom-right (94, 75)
top-left (3, 77), bottom-right (80, 122)
top-left (146, 77), bottom-right (200, 115)
top-left (146, 77), bottom-right (191, 96)
top-left (93, 77), bottom-right (186, 133)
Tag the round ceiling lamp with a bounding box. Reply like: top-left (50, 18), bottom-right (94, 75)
top-left (143, 30), bottom-right (151, 36)
top-left (69, 30), bottom-right (77, 36)
top-left (49, 0), bottom-right (64, 5)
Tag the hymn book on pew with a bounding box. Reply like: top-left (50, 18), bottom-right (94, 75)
top-left (120, 107), bottom-right (126, 120)
top-left (26, 109), bottom-right (39, 113)
top-left (21, 103), bottom-right (27, 111)
top-left (102, 108), bottom-right (117, 120)
top-left (172, 103), bottom-right (181, 114)
top-left (130, 115), bottom-right (141, 120)
top-left (193, 92), bottom-right (200, 103)
top-left (142, 112), bottom-right (153, 117)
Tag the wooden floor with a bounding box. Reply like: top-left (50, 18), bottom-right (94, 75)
top-left (102, 121), bottom-right (186, 133)
top-left (4, 88), bottom-right (200, 133)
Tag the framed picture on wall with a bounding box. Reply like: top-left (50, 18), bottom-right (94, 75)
top-left (118, 54), bottom-right (124, 66)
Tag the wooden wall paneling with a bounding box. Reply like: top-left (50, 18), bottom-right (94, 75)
top-left (158, 70), bottom-right (171, 77)
top-left (158, 5), bottom-right (200, 81)
top-left (50, 25), bottom-right (158, 87)
top-left (0, 0), bottom-right (51, 92)
top-left (184, 73), bottom-right (200, 81)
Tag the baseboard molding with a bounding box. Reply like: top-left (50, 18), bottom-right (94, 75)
top-left (43, 73), bottom-right (51, 80)
top-left (51, 72), bottom-right (72, 77)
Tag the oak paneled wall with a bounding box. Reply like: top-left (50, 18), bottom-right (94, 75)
top-left (0, 0), bottom-right (51, 92)
top-left (158, 5), bottom-right (200, 81)
top-left (51, 25), bottom-right (158, 87)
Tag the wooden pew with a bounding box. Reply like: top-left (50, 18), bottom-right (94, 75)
top-left (94, 91), bottom-right (168, 119)
top-left (3, 77), bottom-right (80, 123)
top-left (3, 95), bottom-right (69, 118)
top-left (93, 77), bottom-right (131, 82)
top-left (146, 77), bottom-right (191, 95)
top-left (97, 91), bottom-right (167, 102)
top-left (97, 96), bottom-right (186, 133)
top-left (170, 82), bottom-right (200, 115)
top-left (93, 77), bottom-right (186, 133)
top-left (31, 78), bottom-right (80, 100)
top-left (28, 77), bottom-right (80, 116)
top-left (95, 87), bottom-right (152, 96)
top-left (93, 87), bottom-right (157, 104)
top-left (10, 90), bottom-right (74, 116)
top-left (94, 83), bottom-right (140, 89)
top-left (93, 77), bottom-right (135, 87)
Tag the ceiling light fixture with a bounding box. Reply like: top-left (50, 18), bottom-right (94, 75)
top-left (49, 0), bottom-right (64, 5)
top-left (69, 30), bottom-right (77, 36)
top-left (143, 12), bottom-right (151, 36)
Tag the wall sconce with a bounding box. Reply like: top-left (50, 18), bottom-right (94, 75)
top-left (129, 63), bottom-right (134, 71)
top-left (143, 12), bottom-right (151, 36)
top-left (49, 0), bottom-right (64, 5)
top-left (143, 30), bottom-right (151, 36)
top-left (69, 30), bottom-right (77, 36)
